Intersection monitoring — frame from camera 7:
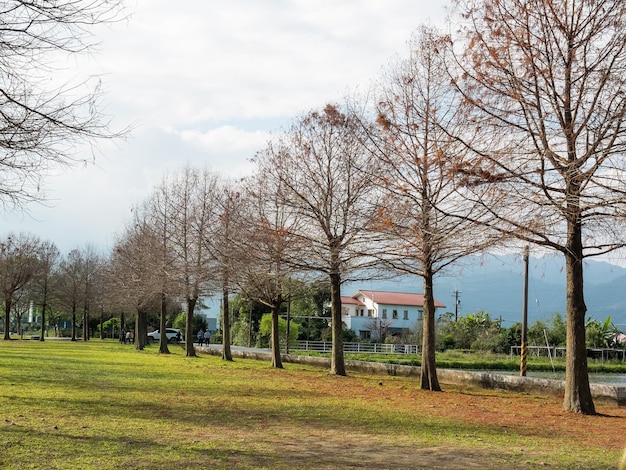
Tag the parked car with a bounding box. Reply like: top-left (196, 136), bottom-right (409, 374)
top-left (147, 328), bottom-right (182, 343)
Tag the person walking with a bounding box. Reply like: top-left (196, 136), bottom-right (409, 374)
top-left (197, 328), bottom-right (204, 346)
top-left (204, 329), bottom-right (211, 347)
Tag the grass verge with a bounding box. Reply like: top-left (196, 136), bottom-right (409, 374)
top-left (0, 340), bottom-right (624, 469)
top-left (331, 349), bottom-right (626, 373)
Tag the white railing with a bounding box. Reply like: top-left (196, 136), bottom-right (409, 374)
top-left (292, 340), bottom-right (419, 355)
top-left (510, 345), bottom-right (626, 361)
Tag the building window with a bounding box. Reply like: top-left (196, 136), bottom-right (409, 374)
top-left (392, 309), bottom-right (398, 319)
top-left (418, 310), bottom-right (423, 320)
top-left (403, 310), bottom-right (409, 320)
top-left (360, 330), bottom-right (371, 339)
top-left (367, 309), bottom-right (374, 317)
top-left (382, 309), bottom-right (387, 319)
top-left (360, 309), bottom-right (364, 317)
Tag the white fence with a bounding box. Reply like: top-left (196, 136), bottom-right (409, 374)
top-left (293, 342), bottom-right (626, 360)
top-left (510, 345), bottom-right (626, 361)
top-left (292, 340), bottom-right (419, 355)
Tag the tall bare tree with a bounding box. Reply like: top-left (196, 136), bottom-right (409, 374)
top-left (109, 217), bottom-right (163, 351)
top-left (369, 26), bottom-right (494, 391)
top-left (58, 249), bottom-right (83, 341)
top-left (449, 0), bottom-right (626, 414)
top-left (80, 245), bottom-right (102, 341)
top-left (138, 181), bottom-right (180, 354)
top-left (0, 0), bottom-right (126, 209)
top-left (237, 173), bottom-right (306, 368)
top-left (207, 182), bottom-right (246, 362)
top-left (0, 233), bottom-right (42, 339)
top-left (35, 241), bottom-right (60, 341)
top-left (255, 104), bottom-right (380, 376)
top-left (167, 167), bottom-right (220, 357)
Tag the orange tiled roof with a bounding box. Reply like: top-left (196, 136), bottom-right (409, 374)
top-left (354, 290), bottom-right (446, 309)
top-left (341, 296), bottom-right (365, 306)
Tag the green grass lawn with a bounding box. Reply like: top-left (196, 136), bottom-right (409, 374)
top-left (0, 340), bottom-right (623, 469)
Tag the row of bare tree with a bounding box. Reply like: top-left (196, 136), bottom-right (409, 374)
top-left (2, 0), bottom-right (624, 416)
top-left (363, 0), bottom-right (626, 416)
top-left (0, 234), bottom-right (107, 343)
top-left (111, 0), bottom-right (626, 417)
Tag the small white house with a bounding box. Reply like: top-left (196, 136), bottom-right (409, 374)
top-left (341, 290), bottom-right (446, 339)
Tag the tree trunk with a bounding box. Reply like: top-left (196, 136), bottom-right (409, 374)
top-left (329, 270), bottom-right (346, 376)
top-left (3, 299), bottom-right (11, 340)
top-left (270, 302), bottom-right (283, 368)
top-left (82, 309), bottom-right (89, 341)
top-left (71, 305), bottom-right (77, 341)
top-left (39, 297), bottom-right (47, 342)
top-left (420, 268), bottom-right (441, 391)
top-left (222, 288), bottom-right (233, 361)
top-left (158, 291), bottom-right (170, 354)
top-left (135, 309), bottom-right (147, 351)
top-left (563, 227), bottom-right (595, 414)
top-left (185, 297), bottom-right (197, 357)
top-left (99, 309), bottom-right (104, 340)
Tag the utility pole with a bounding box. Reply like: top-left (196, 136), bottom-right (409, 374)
top-left (452, 288), bottom-right (461, 321)
top-left (520, 245), bottom-right (530, 376)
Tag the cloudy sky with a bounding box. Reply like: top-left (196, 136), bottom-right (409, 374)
top-left (3, 1), bottom-right (448, 255)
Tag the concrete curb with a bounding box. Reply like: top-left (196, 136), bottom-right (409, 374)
top-left (201, 347), bottom-right (626, 407)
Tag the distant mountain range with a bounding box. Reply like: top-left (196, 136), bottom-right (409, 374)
top-left (344, 254), bottom-right (626, 329)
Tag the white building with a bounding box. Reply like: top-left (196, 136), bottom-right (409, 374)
top-left (341, 290), bottom-right (446, 339)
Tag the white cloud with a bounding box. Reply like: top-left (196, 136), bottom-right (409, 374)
top-left (3, 0), bottom-right (448, 254)
top-left (165, 125), bottom-right (269, 176)
top-left (94, 0), bottom-right (448, 125)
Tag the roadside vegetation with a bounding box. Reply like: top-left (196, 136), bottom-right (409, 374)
top-left (339, 350), bottom-right (626, 375)
top-left (287, 309), bottom-right (626, 374)
top-left (1, 340), bottom-right (625, 469)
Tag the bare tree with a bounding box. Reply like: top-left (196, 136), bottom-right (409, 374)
top-left (80, 245), bottom-right (102, 341)
top-left (112, 169), bottom-right (220, 354)
top-left (368, 26), bottom-right (495, 391)
top-left (237, 172), bottom-right (307, 368)
top-left (449, 0), bottom-right (626, 414)
top-left (58, 249), bottom-right (83, 341)
top-left (145, 188), bottom-right (179, 353)
top-left (0, 0), bottom-right (127, 209)
top-left (34, 241), bottom-right (60, 341)
top-left (109, 214), bottom-right (163, 351)
top-left (206, 182), bottom-right (246, 362)
top-left (167, 167), bottom-right (220, 357)
top-left (140, 179), bottom-right (180, 354)
top-left (55, 245), bottom-right (103, 342)
top-left (0, 233), bottom-right (42, 339)
top-left (13, 289), bottom-right (31, 338)
top-left (255, 104), bottom-right (380, 376)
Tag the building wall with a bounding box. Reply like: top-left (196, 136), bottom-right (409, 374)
top-left (341, 303), bottom-right (366, 318)
top-left (342, 299), bottom-right (424, 339)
